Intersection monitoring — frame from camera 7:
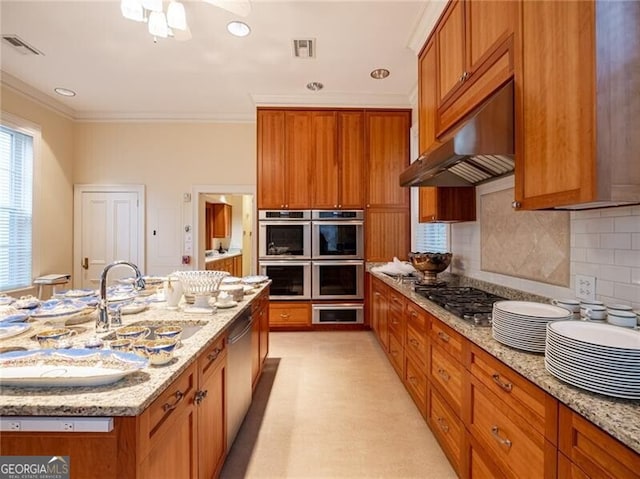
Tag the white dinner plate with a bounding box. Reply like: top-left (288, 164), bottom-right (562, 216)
top-left (547, 321), bottom-right (640, 351)
top-left (544, 349), bottom-right (640, 385)
top-left (0, 323), bottom-right (31, 340)
top-left (545, 361), bottom-right (640, 400)
top-left (494, 301), bottom-right (573, 319)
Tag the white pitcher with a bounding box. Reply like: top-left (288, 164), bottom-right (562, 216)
top-left (164, 274), bottom-right (183, 309)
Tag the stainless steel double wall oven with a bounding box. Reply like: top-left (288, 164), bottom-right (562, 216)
top-left (259, 210), bottom-right (365, 324)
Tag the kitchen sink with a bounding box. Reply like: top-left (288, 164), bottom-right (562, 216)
top-left (102, 321), bottom-right (206, 342)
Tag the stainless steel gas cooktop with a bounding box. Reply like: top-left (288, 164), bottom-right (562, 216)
top-left (413, 285), bottom-right (506, 327)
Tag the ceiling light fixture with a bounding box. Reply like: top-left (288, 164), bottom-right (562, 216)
top-left (306, 82), bottom-right (323, 91)
top-left (370, 68), bottom-right (390, 80)
top-left (120, 0), bottom-right (188, 41)
top-left (227, 21), bottom-right (251, 37)
top-left (54, 87), bottom-right (76, 97)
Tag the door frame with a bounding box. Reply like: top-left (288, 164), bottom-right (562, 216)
top-left (191, 184), bottom-right (256, 272)
top-left (73, 184), bottom-right (146, 288)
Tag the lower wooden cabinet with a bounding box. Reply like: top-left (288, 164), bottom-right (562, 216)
top-left (428, 385), bottom-right (464, 475)
top-left (388, 331), bottom-right (405, 379)
top-left (404, 354), bottom-right (428, 418)
top-left (268, 302), bottom-right (311, 329)
top-left (370, 279), bottom-right (389, 351)
top-left (558, 405), bottom-right (640, 479)
top-left (429, 342), bottom-right (464, 416)
top-left (205, 254), bottom-right (242, 276)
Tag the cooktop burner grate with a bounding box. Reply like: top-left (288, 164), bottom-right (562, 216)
top-left (413, 284), bottom-right (506, 327)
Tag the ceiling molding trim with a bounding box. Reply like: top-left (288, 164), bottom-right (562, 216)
top-left (407, 0), bottom-right (448, 53)
top-left (252, 92), bottom-right (412, 109)
top-left (73, 112), bottom-right (256, 124)
top-left (1, 70), bottom-right (76, 120)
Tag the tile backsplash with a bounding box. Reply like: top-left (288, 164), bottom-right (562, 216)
top-left (450, 177), bottom-right (640, 309)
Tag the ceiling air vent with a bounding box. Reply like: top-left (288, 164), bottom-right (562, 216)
top-left (1, 35), bottom-right (44, 55)
top-left (293, 38), bottom-right (315, 59)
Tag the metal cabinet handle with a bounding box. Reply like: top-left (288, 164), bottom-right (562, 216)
top-left (409, 338), bottom-right (420, 348)
top-left (207, 347), bottom-right (223, 363)
top-left (280, 313), bottom-right (290, 319)
top-left (194, 389), bottom-right (208, 405)
top-left (491, 426), bottom-right (512, 449)
top-left (408, 375), bottom-right (417, 386)
top-left (437, 331), bottom-right (450, 343)
top-left (436, 417), bottom-right (449, 433)
top-left (512, 201), bottom-right (521, 209)
top-left (162, 390), bottom-right (185, 412)
top-left (82, 257), bottom-right (89, 270)
top-left (492, 373), bottom-right (513, 393)
top-left (437, 368), bottom-right (450, 382)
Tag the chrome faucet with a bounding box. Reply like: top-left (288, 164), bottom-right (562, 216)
top-left (96, 261), bottom-right (145, 332)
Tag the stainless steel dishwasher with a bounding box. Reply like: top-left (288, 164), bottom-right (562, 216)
top-left (226, 309), bottom-right (254, 451)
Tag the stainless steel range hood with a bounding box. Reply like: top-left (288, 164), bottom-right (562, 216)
top-left (400, 80), bottom-right (514, 188)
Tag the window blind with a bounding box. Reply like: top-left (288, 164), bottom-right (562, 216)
top-left (0, 125), bottom-right (33, 291)
top-left (414, 222), bottom-right (450, 253)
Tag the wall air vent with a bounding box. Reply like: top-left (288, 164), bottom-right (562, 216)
top-left (1, 35), bottom-right (44, 55)
top-left (293, 38), bottom-right (315, 59)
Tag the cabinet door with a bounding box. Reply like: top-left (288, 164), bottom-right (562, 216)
top-left (338, 111), bottom-right (365, 209)
top-left (257, 110), bottom-right (286, 209)
top-left (258, 303), bottom-right (269, 366)
top-left (419, 186), bottom-right (476, 222)
top-left (212, 204), bottom-right (231, 238)
top-left (365, 208), bottom-right (410, 262)
top-left (418, 38), bottom-right (439, 155)
top-left (269, 301), bottom-right (311, 329)
top-left (437, 0), bottom-right (466, 104)
top-left (197, 340), bottom-right (226, 479)
top-left (466, 0), bottom-right (518, 75)
top-left (365, 110), bottom-right (411, 208)
top-left (251, 311), bottom-right (261, 389)
top-left (516, 1), bottom-right (595, 209)
top-left (285, 111), bottom-right (312, 209)
top-left (311, 111), bottom-right (338, 209)
top-left (371, 278), bottom-right (388, 351)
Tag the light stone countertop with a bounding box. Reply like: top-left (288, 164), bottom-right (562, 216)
top-left (0, 283), bottom-right (267, 417)
top-left (205, 251), bottom-right (242, 262)
top-left (370, 271), bottom-right (640, 455)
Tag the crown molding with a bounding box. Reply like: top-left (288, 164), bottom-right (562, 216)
top-left (407, 0), bottom-right (448, 54)
top-left (1, 70), bottom-right (76, 120)
top-left (74, 111), bottom-right (256, 123)
top-left (251, 92), bottom-right (412, 110)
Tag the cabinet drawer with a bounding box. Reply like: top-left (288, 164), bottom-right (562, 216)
top-left (404, 355), bottom-right (427, 416)
top-left (428, 385), bottom-right (464, 474)
top-left (406, 301), bottom-right (427, 332)
top-left (388, 332), bottom-right (405, 379)
top-left (559, 405), bottom-right (639, 479)
top-left (388, 309), bottom-right (405, 346)
top-left (468, 376), bottom-right (555, 479)
top-left (469, 344), bottom-right (557, 440)
top-left (558, 453), bottom-right (590, 479)
top-left (429, 343), bottom-right (463, 415)
top-left (429, 317), bottom-right (463, 362)
top-left (198, 336), bottom-right (227, 380)
top-left (145, 362), bottom-right (197, 442)
top-left (405, 322), bottom-right (428, 371)
top-left (388, 290), bottom-right (405, 314)
top-left (269, 302), bottom-right (310, 327)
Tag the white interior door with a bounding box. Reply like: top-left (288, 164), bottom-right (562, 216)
top-left (75, 187), bottom-right (144, 289)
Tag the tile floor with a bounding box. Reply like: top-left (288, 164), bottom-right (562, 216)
top-left (221, 331), bottom-right (457, 479)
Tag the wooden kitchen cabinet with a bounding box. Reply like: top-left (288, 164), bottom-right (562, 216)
top-left (419, 186), bottom-right (476, 222)
top-left (418, 38), bottom-right (439, 155)
top-left (370, 277), bottom-right (389, 352)
top-left (212, 204), bottom-right (231, 238)
top-left (428, 385), bottom-right (464, 475)
top-left (387, 290), bottom-right (406, 378)
top-left (365, 208), bottom-right (410, 262)
top-left (558, 405), bottom-right (640, 479)
top-left (257, 109), bottom-right (311, 209)
top-left (251, 288), bottom-right (270, 390)
top-left (434, 0), bottom-right (518, 134)
top-left (311, 110), bottom-right (365, 209)
top-left (268, 301), bottom-right (311, 329)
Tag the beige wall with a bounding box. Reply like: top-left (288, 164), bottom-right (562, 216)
top-left (73, 122), bottom-right (256, 275)
top-left (1, 85), bottom-right (75, 294)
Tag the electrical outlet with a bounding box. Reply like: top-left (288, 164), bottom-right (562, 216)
top-left (575, 275), bottom-right (596, 300)
top-left (9, 421), bottom-right (21, 431)
top-left (62, 422), bottom-right (74, 431)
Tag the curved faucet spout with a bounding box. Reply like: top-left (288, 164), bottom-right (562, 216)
top-left (96, 261), bottom-right (144, 332)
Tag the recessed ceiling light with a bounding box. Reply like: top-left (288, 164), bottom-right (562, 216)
top-left (54, 87), bottom-right (76, 97)
top-left (306, 82), bottom-right (323, 91)
top-left (227, 21), bottom-right (251, 37)
top-left (370, 68), bottom-right (390, 80)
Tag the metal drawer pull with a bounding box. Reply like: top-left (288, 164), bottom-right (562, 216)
top-left (491, 426), bottom-right (512, 449)
top-left (408, 376), bottom-right (417, 386)
top-left (492, 373), bottom-right (513, 392)
top-left (436, 417), bottom-right (449, 433)
top-left (409, 338), bottom-right (420, 348)
top-left (194, 389), bottom-right (208, 405)
top-left (437, 368), bottom-right (450, 382)
top-left (207, 347), bottom-right (222, 362)
top-left (162, 390), bottom-right (185, 412)
top-left (437, 331), bottom-right (450, 343)
top-left (280, 313), bottom-right (290, 319)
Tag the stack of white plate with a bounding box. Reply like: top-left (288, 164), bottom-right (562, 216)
top-left (492, 301), bottom-right (572, 353)
top-left (545, 321), bottom-right (640, 400)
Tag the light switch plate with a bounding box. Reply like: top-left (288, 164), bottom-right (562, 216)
top-left (575, 275), bottom-right (596, 300)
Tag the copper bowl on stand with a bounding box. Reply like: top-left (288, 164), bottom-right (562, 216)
top-left (408, 252), bottom-right (452, 285)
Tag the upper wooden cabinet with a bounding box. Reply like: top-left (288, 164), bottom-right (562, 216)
top-left (257, 109), bottom-right (311, 209)
top-left (311, 110), bottom-right (365, 209)
top-left (419, 186), bottom-right (476, 223)
top-left (418, 38), bottom-right (439, 155)
top-left (205, 202), bottom-right (231, 249)
top-left (365, 110), bottom-right (411, 208)
top-left (435, 0), bottom-right (519, 134)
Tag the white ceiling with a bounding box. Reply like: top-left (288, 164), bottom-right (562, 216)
top-left (0, 0), bottom-right (440, 122)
